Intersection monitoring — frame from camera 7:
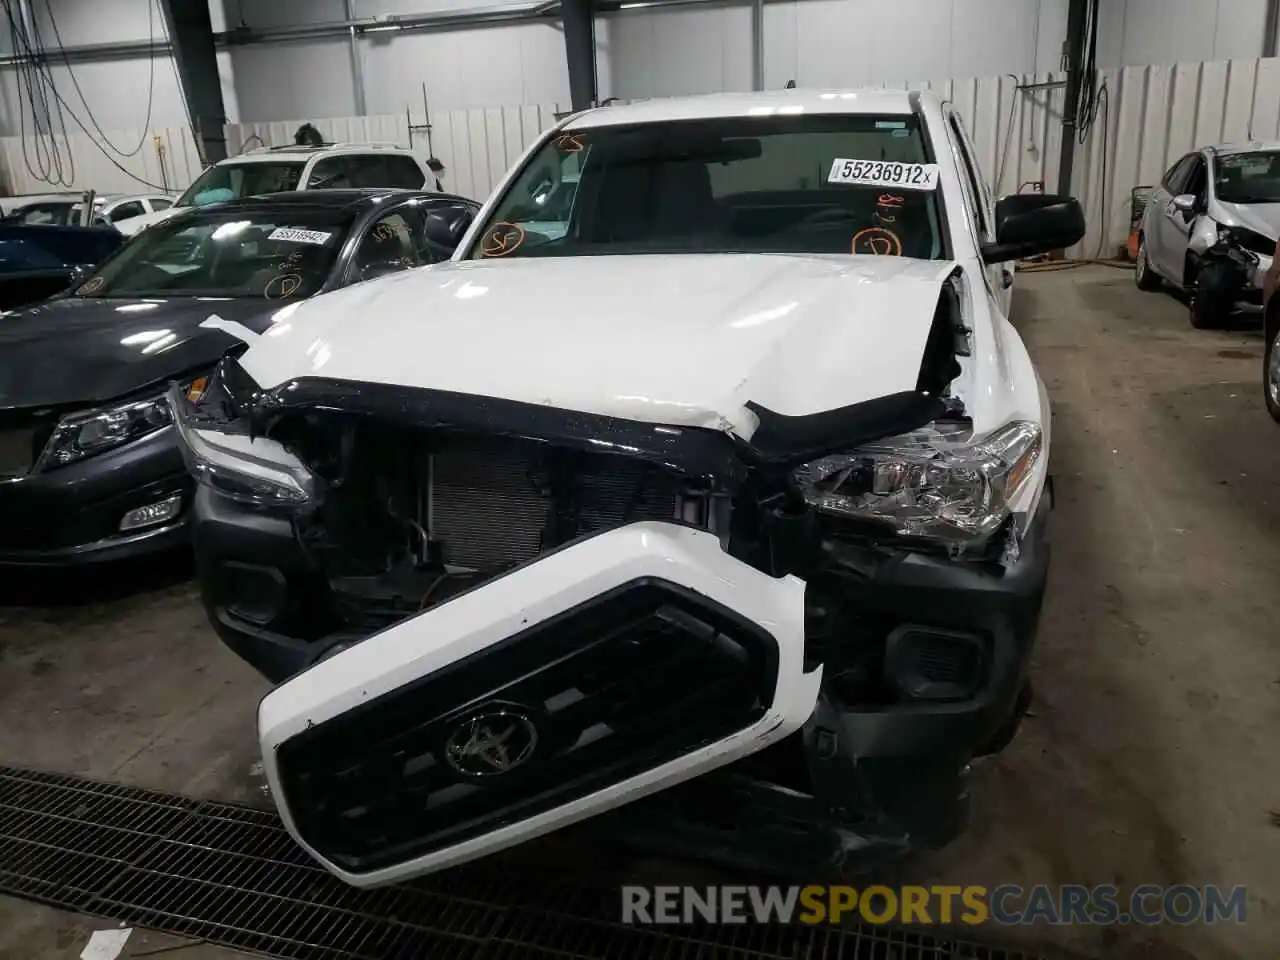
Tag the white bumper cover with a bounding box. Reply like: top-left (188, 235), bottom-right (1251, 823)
top-left (258, 521), bottom-right (821, 888)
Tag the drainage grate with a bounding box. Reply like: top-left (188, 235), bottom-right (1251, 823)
top-left (0, 766), bottom-right (1065, 960)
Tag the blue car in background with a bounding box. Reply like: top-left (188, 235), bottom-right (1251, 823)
top-left (0, 223), bottom-right (125, 311)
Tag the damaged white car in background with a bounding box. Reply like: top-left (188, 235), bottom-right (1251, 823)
top-left (169, 89), bottom-right (1085, 887)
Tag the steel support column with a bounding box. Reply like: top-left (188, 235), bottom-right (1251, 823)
top-left (562, 0), bottom-right (597, 111)
top-left (751, 0), bottom-right (764, 90)
top-left (1056, 0), bottom-right (1088, 196)
top-left (159, 0), bottom-right (227, 164)
top-left (344, 0), bottom-right (368, 115)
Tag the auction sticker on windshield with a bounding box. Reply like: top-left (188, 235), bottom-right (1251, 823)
top-left (828, 160), bottom-right (939, 191)
top-left (267, 227), bottom-right (334, 245)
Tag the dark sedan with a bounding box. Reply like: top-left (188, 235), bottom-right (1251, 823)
top-left (0, 188), bottom-right (479, 566)
top-left (0, 224), bottom-right (125, 310)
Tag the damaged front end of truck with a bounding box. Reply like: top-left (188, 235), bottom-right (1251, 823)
top-left (168, 278), bottom-right (1049, 888)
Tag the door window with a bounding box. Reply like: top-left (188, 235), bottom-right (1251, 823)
top-left (941, 116), bottom-right (985, 250)
top-left (384, 155), bottom-right (427, 189)
top-left (947, 113), bottom-right (992, 241)
top-left (346, 155), bottom-right (391, 188)
top-left (17, 204), bottom-right (68, 225)
top-left (352, 208), bottom-right (424, 280)
top-left (150, 197), bottom-right (173, 211)
top-left (1183, 156), bottom-right (1207, 202)
top-left (1163, 155), bottom-right (1195, 194)
top-left (108, 201), bottom-right (145, 221)
top-left (419, 200), bottom-right (479, 262)
top-left (307, 157), bottom-right (354, 189)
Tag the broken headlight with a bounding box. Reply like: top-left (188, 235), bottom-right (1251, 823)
top-left (36, 375), bottom-right (211, 470)
top-left (791, 420), bottom-right (1043, 549)
top-left (167, 381), bottom-right (316, 507)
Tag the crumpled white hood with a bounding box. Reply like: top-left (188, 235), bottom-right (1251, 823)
top-left (237, 253), bottom-right (956, 437)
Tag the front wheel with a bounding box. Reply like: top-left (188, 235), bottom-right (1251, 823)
top-left (1135, 235), bottom-right (1160, 290)
top-left (1265, 325), bottom-right (1280, 423)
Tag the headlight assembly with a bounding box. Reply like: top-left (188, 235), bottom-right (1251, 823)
top-left (167, 382), bottom-right (316, 507)
top-left (36, 375), bottom-right (211, 470)
top-left (791, 420), bottom-right (1043, 551)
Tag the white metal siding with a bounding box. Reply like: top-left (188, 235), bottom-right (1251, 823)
top-left (7, 54), bottom-right (1280, 261)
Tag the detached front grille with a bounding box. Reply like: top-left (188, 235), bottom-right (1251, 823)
top-left (275, 578), bottom-right (780, 875)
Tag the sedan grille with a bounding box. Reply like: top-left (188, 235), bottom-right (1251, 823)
top-left (0, 427), bottom-right (38, 479)
top-left (0, 413), bottom-right (55, 480)
top-left (274, 579), bottom-right (780, 874)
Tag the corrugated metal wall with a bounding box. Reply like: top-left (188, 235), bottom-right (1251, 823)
top-left (6, 57), bottom-right (1280, 258)
top-left (0, 124), bottom-right (200, 200)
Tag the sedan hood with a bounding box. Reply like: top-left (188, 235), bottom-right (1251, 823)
top-left (1216, 200), bottom-right (1280, 239)
top-left (238, 254), bottom-right (958, 436)
top-left (0, 296), bottom-right (282, 411)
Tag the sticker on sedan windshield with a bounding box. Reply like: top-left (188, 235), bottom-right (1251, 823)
top-left (827, 159), bottom-right (939, 190)
top-left (267, 227), bottom-right (334, 245)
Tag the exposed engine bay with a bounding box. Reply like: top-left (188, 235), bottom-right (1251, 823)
top-left (174, 266), bottom-right (1047, 886)
top-left (1190, 222), bottom-right (1270, 316)
top-left (273, 417), bottom-right (731, 634)
top-left (209, 268), bottom-right (988, 655)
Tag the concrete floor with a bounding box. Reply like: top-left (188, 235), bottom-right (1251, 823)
top-left (0, 265), bottom-right (1277, 960)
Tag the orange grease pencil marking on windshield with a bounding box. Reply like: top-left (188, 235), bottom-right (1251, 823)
top-left (264, 273), bottom-right (303, 300)
top-left (481, 222), bottom-right (526, 258)
top-left (554, 134), bottom-right (585, 154)
top-left (851, 227), bottom-right (902, 257)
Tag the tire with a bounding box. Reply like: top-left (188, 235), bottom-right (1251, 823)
top-left (1134, 235), bottom-right (1160, 290)
top-left (1265, 324), bottom-right (1280, 424)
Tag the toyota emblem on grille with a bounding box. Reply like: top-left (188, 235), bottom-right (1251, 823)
top-left (444, 709), bottom-right (539, 777)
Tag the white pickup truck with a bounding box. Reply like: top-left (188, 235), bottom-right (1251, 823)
top-left (171, 88), bottom-right (1085, 887)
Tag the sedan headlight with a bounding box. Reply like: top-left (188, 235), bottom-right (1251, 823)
top-left (37, 375), bottom-right (211, 470)
top-left (167, 382), bottom-right (316, 507)
top-left (791, 420), bottom-right (1043, 550)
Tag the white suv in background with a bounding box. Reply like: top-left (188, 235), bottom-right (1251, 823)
top-left (113, 143), bottom-right (432, 236)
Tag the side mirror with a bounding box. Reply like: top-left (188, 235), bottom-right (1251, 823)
top-left (67, 264), bottom-right (91, 286)
top-left (359, 259), bottom-right (410, 282)
top-left (424, 209), bottom-right (474, 251)
top-left (1171, 193), bottom-right (1197, 216)
top-left (980, 194), bottom-right (1086, 264)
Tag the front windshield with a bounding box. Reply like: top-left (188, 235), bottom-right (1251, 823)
top-left (176, 161), bottom-right (306, 208)
top-left (1214, 151), bottom-right (1280, 204)
top-left (470, 114), bottom-right (945, 260)
top-left (71, 209), bottom-right (352, 299)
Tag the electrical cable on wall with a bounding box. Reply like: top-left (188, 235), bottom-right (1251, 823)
top-left (3, 0), bottom-right (75, 187)
top-left (1, 0), bottom-right (168, 190)
top-left (994, 74), bottom-right (1020, 194)
top-left (42, 0), bottom-right (157, 158)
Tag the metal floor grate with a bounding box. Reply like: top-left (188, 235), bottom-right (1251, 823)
top-left (0, 766), bottom-right (1064, 960)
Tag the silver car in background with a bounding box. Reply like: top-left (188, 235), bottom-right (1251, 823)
top-left (1136, 142), bottom-right (1280, 328)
